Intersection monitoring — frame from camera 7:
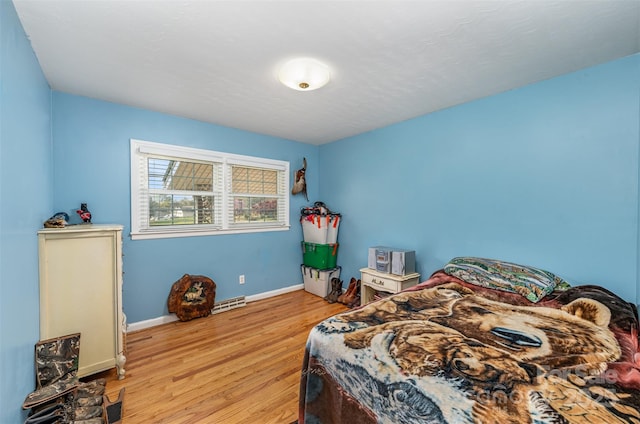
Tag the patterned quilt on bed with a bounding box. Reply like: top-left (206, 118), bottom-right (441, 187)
top-left (298, 271), bottom-right (640, 423)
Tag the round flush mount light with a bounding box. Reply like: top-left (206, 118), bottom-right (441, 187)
top-left (278, 58), bottom-right (331, 91)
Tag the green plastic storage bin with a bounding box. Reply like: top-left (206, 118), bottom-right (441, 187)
top-left (301, 242), bottom-right (339, 270)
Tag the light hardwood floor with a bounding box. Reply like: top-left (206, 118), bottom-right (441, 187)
top-left (96, 289), bottom-right (348, 424)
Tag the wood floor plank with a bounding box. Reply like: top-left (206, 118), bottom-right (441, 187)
top-left (94, 289), bottom-right (347, 423)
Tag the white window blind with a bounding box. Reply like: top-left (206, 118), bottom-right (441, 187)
top-left (130, 139), bottom-right (289, 240)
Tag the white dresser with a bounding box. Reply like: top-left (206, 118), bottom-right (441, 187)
top-left (360, 267), bottom-right (421, 306)
top-left (38, 224), bottom-right (126, 379)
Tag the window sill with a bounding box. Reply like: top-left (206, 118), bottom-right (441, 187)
top-left (130, 225), bottom-right (290, 240)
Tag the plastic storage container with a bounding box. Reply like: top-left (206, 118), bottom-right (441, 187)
top-left (301, 213), bottom-right (340, 244)
top-left (301, 265), bottom-right (341, 297)
top-left (301, 242), bottom-right (339, 270)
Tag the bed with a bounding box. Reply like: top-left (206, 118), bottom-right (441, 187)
top-left (298, 257), bottom-right (640, 423)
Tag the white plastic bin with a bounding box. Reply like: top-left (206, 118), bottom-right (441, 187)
top-left (301, 265), bottom-right (341, 298)
top-left (301, 214), bottom-right (340, 244)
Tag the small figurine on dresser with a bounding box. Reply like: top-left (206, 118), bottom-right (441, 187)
top-left (76, 203), bottom-right (92, 223)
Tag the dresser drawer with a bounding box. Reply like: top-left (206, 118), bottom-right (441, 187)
top-left (361, 271), bottom-right (401, 292)
top-left (359, 268), bottom-right (421, 306)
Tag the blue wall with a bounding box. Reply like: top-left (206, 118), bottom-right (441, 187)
top-left (320, 54), bottom-right (640, 304)
top-left (0, 1), bottom-right (52, 422)
top-left (51, 93), bottom-right (318, 323)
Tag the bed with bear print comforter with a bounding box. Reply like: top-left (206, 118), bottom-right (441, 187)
top-left (298, 269), bottom-right (640, 423)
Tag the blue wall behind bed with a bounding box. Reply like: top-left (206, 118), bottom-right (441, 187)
top-left (319, 54), bottom-right (640, 305)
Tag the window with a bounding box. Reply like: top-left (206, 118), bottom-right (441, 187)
top-left (130, 139), bottom-right (290, 240)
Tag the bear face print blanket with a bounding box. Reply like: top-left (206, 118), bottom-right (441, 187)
top-left (298, 270), bottom-right (640, 423)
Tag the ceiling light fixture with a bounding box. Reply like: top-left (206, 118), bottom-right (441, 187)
top-left (278, 58), bottom-right (331, 91)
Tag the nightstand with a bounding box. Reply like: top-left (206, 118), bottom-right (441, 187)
top-left (360, 267), bottom-right (421, 306)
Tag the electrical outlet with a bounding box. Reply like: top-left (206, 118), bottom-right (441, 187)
top-left (239, 275), bottom-right (245, 285)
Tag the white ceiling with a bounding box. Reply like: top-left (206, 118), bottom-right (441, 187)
top-left (12, 1), bottom-right (640, 145)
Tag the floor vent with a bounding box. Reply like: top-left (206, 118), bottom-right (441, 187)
top-left (212, 296), bottom-right (246, 314)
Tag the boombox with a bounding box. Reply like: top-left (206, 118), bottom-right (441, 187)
top-left (368, 246), bottom-right (415, 276)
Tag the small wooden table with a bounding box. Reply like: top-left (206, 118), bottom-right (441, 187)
top-left (360, 267), bottom-right (421, 306)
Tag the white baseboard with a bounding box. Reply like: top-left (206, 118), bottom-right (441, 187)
top-left (126, 283), bottom-right (304, 333)
top-left (127, 314), bottom-right (180, 332)
top-left (245, 283), bottom-right (303, 302)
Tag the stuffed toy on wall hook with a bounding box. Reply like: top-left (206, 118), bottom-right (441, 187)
top-left (291, 157), bottom-right (308, 201)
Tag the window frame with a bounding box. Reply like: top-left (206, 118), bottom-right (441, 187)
top-left (130, 139), bottom-right (290, 240)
